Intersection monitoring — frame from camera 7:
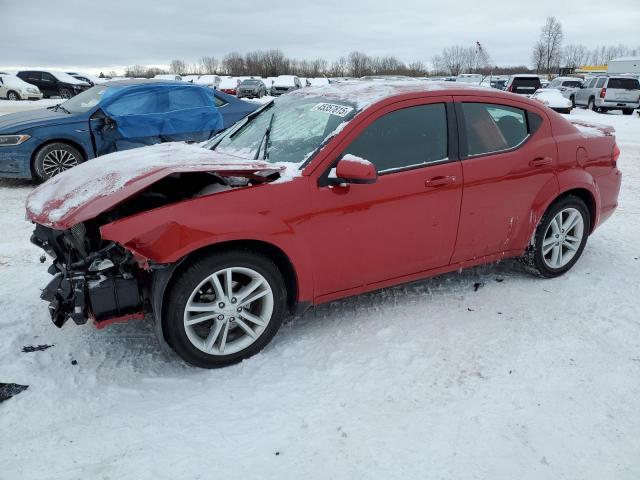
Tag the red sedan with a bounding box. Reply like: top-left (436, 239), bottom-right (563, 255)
top-left (26, 81), bottom-right (622, 368)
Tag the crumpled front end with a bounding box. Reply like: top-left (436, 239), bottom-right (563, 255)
top-left (31, 223), bottom-right (146, 328)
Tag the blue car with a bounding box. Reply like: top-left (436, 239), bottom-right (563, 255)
top-left (0, 80), bottom-right (258, 181)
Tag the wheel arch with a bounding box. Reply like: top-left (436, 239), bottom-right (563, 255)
top-left (554, 187), bottom-right (597, 233)
top-left (30, 139), bottom-right (88, 175)
top-left (155, 239), bottom-right (302, 319)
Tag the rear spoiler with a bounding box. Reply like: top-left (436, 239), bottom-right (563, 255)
top-left (570, 120), bottom-right (615, 137)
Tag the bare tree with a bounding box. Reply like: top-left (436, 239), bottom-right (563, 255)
top-left (537, 16), bottom-right (563, 76)
top-left (200, 56), bottom-right (218, 74)
top-left (221, 52), bottom-right (245, 75)
top-left (563, 44), bottom-right (588, 69)
top-left (329, 56), bottom-right (347, 77)
top-left (531, 41), bottom-right (546, 73)
top-left (169, 59), bottom-right (187, 74)
top-left (347, 51), bottom-right (372, 77)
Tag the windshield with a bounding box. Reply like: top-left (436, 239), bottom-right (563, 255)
top-left (50, 71), bottom-right (86, 84)
top-left (59, 85), bottom-right (109, 113)
top-left (207, 95), bottom-right (357, 164)
top-left (241, 80), bottom-right (261, 85)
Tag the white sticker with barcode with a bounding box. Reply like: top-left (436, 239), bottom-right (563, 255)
top-left (311, 103), bottom-right (354, 117)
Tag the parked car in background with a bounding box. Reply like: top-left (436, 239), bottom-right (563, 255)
top-left (219, 77), bottom-right (240, 95)
top-left (0, 74), bottom-right (43, 100)
top-left (547, 77), bottom-right (583, 106)
top-left (492, 79), bottom-right (507, 90)
top-left (531, 88), bottom-right (573, 113)
top-left (25, 81), bottom-right (621, 368)
top-left (236, 79), bottom-right (267, 98)
top-left (505, 74), bottom-right (542, 95)
top-left (153, 74), bottom-right (182, 81)
top-left (456, 74), bottom-right (483, 85)
top-left (270, 75), bottom-right (302, 96)
top-left (195, 74), bottom-right (221, 90)
top-left (182, 75), bottom-right (200, 83)
top-left (574, 76), bottom-right (640, 114)
top-left (211, 89), bottom-right (260, 128)
top-left (540, 79), bottom-right (550, 88)
top-left (0, 80), bottom-right (230, 181)
top-left (308, 77), bottom-right (331, 87)
top-left (16, 70), bottom-right (89, 99)
top-left (66, 72), bottom-right (105, 87)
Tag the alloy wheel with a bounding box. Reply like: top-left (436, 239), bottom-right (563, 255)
top-left (183, 267), bottom-right (274, 355)
top-left (7, 91), bottom-right (19, 101)
top-left (541, 207), bottom-right (584, 269)
top-left (42, 149), bottom-right (79, 177)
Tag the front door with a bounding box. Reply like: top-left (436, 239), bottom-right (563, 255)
top-left (451, 98), bottom-right (558, 262)
top-left (303, 98), bottom-right (464, 297)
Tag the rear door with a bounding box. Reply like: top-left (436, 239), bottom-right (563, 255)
top-left (451, 97), bottom-right (558, 262)
top-left (605, 77), bottom-right (640, 103)
top-left (163, 87), bottom-right (217, 142)
top-left (575, 78), bottom-right (595, 105)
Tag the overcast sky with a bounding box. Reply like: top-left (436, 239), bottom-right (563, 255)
top-left (2, 0), bottom-right (639, 74)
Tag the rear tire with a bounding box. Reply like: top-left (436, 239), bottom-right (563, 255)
top-left (523, 196), bottom-right (590, 278)
top-left (588, 98), bottom-right (596, 111)
top-left (7, 90), bottom-right (20, 101)
top-left (570, 95), bottom-right (575, 108)
top-left (623, 109), bottom-right (634, 115)
top-left (163, 250), bottom-right (288, 368)
top-left (32, 142), bottom-right (83, 183)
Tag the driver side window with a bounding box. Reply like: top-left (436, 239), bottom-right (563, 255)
top-left (341, 104), bottom-right (448, 174)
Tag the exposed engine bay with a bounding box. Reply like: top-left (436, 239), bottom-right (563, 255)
top-left (30, 170), bottom-right (271, 328)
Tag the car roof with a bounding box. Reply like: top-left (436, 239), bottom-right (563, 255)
top-left (101, 79), bottom-right (192, 88)
top-left (288, 80), bottom-right (535, 110)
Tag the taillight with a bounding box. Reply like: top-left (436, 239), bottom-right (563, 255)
top-left (599, 87), bottom-right (606, 98)
top-left (612, 143), bottom-right (620, 165)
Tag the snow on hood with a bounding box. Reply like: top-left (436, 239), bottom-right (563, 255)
top-left (570, 119), bottom-right (615, 138)
top-left (26, 142), bottom-right (290, 229)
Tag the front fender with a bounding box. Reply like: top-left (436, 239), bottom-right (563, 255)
top-left (100, 184), bottom-right (315, 303)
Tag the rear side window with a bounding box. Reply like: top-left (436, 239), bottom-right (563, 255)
top-left (461, 103), bottom-right (528, 156)
top-left (562, 81), bottom-right (582, 88)
top-left (168, 88), bottom-right (206, 110)
top-left (596, 78), bottom-right (606, 88)
top-left (586, 78), bottom-right (597, 88)
top-left (342, 104), bottom-right (448, 173)
top-left (213, 96), bottom-right (228, 107)
top-left (607, 78), bottom-right (640, 90)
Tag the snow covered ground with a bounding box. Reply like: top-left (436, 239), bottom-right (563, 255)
top-left (1, 106), bottom-right (639, 479)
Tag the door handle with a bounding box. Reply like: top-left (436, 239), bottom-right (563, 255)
top-left (529, 156), bottom-right (552, 167)
top-left (425, 175), bottom-right (456, 188)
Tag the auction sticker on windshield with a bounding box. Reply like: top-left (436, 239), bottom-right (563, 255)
top-left (311, 103), bottom-right (354, 117)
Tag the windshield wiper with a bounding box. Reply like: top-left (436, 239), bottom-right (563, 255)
top-left (255, 112), bottom-right (275, 161)
top-left (52, 104), bottom-right (71, 114)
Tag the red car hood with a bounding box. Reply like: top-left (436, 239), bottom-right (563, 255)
top-left (26, 142), bottom-right (284, 230)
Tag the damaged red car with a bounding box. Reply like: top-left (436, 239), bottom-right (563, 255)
top-left (26, 82), bottom-right (622, 368)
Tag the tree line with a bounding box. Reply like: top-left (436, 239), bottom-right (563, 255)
top-left (116, 30), bottom-right (639, 80)
top-left (532, 16), bottom-right (640, 76)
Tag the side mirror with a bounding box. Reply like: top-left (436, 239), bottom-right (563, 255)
top-left (331, 154), bottom-right (378, 185)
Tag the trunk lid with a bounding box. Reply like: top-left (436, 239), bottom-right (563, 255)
top-left (26, 142), bottom-right (284, 229)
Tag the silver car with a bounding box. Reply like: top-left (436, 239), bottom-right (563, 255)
top-left (547, 76), bottom-right (583, 106)
top-left (574, 76), bottom-right (640, 114)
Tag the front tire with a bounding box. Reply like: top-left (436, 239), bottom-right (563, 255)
top-left (32, 142), bottom-right (83, 183)
top-left (524, 196), bottom-right (590, 278)
top-left (163, 250), bottom-right (288, 368)
top-left (59, 88), bottom-right (72, 99)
